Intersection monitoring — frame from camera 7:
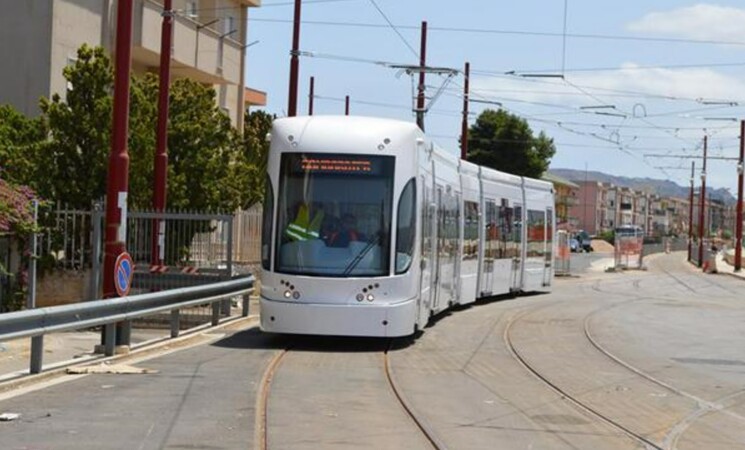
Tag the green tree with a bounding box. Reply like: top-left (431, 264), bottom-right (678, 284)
top-left (235, 110), bottom-right (275, 207)
top-left (0, 105), bottom-right (47, 187)
top-left (33, 44), bottom-right (258, 212)
top-left (467, 109), bottom-right (556, 178)
top-left (38, 44), bottom-right (113, 207)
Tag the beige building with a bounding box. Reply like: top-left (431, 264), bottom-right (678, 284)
top-left (0, 0), bottom-right (262, 129)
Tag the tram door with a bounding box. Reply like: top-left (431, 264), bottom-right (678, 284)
top-left (511, 203), bottom-right (524, 291)
top-left (543, 208), bottom-right (554, 286)
top-left (420, 176), bottom-right (434, 319)
top-left (430, 187), bottom-right (443, 312)
top-left (481, 199), bottom-right (496, 295)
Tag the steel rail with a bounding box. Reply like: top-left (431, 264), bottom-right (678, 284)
top-left (383, 344), bottom-right (447, 450)
top-left (504, 306), bottom-right (663, 450)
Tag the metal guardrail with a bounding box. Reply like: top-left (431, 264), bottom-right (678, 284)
top-left (0, 276), bottom-right (255, 375)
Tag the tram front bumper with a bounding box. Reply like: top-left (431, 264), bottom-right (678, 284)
top-left (259, 296), bottom-right (417, 337)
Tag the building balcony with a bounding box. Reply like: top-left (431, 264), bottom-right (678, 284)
top-left (556, 196), bottom-right (580, 207)
top-left (133, 0), bottom-right (243, 86)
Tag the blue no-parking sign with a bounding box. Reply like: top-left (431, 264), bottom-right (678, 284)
top-left (114, 252), bottom-right (134, 297)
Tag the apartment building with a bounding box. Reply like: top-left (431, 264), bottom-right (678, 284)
top-left (542, 172), bottom-right (579, 230)
top-left (0, 0), bottom-right (263, 129)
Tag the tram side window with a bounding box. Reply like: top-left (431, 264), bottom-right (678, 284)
top-left (513, 205), bottom-right (523, 258)
top-left (485, 201), bottom-right (497, 259)
top-left (396, 178), bottom-right (416, 274)
top-left (499, 202), bottom-right (512, 258)
top-left (464, 201), bottom-right (479, 260)
top-left (261, 174), bottom-right (274, 270)
top-left (527, 209), bottom-right (545, 258)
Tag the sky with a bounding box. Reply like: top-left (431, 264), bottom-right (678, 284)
top-left (242, 0), bottom-right (745, 194)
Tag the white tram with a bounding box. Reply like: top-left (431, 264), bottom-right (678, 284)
top-left (260, 116), bottom-right (555, 337)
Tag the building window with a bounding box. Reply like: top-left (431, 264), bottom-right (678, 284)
top-left (186, 1), bottom-right (198, 19)
top-left (224, 16), bottom-right (235, 35)
top-left (66, 55), bottom-right (78, 92)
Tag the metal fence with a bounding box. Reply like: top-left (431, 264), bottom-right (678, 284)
top-left (1, 202), bottom-right (263, 322)
top-left (232, 204), bottom-right (262, 264)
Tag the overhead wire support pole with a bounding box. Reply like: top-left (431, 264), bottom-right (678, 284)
top-left (152, 0), bottom-right (173, 267)
top-left (416, 20), bottom-right (427, 131)
top-left (688, 161), bottom-right (695, 263)
top-left (736, 120), bottom-right (744, 271)
top-left (104, 0), bottom-right (134, 348)
top-left (308, 76), bottom-right (315, 116)
top-left (287, 0), bottom-right (302, 117)
top-left (461, 61), bottom-right (470, 160)
top-left (345, 95), bottom-right (350, 115)
top-left (698, 135), bottom-right (708, 267)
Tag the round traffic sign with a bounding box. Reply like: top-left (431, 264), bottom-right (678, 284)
top-left (114, 252), bottom-right (134, 297)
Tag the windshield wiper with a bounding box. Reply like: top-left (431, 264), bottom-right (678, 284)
top-left (342, 235), bottom-right (381, 276)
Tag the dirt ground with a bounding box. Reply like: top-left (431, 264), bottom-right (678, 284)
top-left (591, 239), bottom-right (615, 253)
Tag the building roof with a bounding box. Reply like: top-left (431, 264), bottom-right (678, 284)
top-left (542, 172), bottom-right (580, 188)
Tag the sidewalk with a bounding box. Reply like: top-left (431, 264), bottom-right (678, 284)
top-left (0, 297), bottom-right (262, 380)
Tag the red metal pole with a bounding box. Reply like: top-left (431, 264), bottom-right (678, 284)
top-left (151, 0), bottom-right (173, 266)
top-left (688, 161), bottom-right (695, 263)
top-left (736, 120), bottom-right (744, 271)
top-left (416, 21), bottom-right (427, 131)
top-left (461, 61), bottom-right (470, 160)
top-left (308, 76), bottom-right (314, 116)
top-left (698, 135), bottom-right (708, 267)
top-left (287, 0), bottom-right (302, 117)
top-left (103, 0), bottom-right (133, 298)
top-left (345, 95), bottom-right (350, 116)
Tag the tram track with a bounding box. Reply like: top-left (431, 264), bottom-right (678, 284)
top-left (583, 301), bottom-right (745, 449)
top-left (504, 304), bottom-right (662, 450)
top-left (255, 343), bottom-right (445, 450)
top-left (384, 342), bottom-right (447, 450)
top-left (254, 348), bottom-right (288, 450)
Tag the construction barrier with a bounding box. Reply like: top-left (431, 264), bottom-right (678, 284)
top-left (555, 230), bottom-right (571, 276)
top-left (614, 235), bottom-right (644, 270)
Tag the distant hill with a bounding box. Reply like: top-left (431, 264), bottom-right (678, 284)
top-left (549, 168), bottom-right (736, 205)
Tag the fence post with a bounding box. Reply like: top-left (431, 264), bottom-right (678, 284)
top-left (89, 202), bottom-right (104, 300)
top-left (29, 335), bottom-right (44, 374)
top-left (211, 301), bottom-right (220, 326)
top-left (170, 309), bottom-right (180, 338)
top-left (221, 216), bottom-right (234, 316)
top-left (27, 200), bottom-right (39, 309)
top-left (104, 323), bottom-right (116, 356)
top-left (242, 293), bottom-right (250, 317)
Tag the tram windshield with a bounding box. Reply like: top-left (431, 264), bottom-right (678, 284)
top-left (275, 153), bottom-right (394, 277)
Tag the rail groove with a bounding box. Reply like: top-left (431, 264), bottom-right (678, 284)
top-left (504, 307), bottom-right (663, 450)
top-left (384, 344), bottom-right (447, 450)
top-left (254, 348), bottom-right (288, 450)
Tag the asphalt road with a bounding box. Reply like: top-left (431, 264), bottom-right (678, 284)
top-left (1, 252), bottom-right (744, 449)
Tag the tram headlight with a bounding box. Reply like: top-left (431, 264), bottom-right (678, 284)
top-left (356, 294), bottom-right (364, 302)
top-left (284, 290), bottom-right (292, 298)
top-left (367, 294), bottom-right (375, 302)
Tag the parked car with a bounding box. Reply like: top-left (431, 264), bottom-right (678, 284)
top-left (569, 238), bottom-right (580, 252)
top-left (575, 230), bottom-right (594, 252)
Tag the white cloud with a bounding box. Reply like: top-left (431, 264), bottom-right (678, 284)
top-left (627, 4), bottom-right (745, 42)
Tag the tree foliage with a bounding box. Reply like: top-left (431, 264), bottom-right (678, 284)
top-left (236, 110), bottom-right (275, 207)
top-left (0, 44), bottom-right (271, 212)
top-left (0, 105), bottom-right (47, 187)
top-left (38, 45), bottom-right (113, 207)
top-left (467, 109), bottom-right (556, 178)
